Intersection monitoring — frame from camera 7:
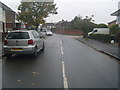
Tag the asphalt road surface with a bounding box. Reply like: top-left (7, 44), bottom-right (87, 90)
top-left (2, 34), bottom-right (118, 88)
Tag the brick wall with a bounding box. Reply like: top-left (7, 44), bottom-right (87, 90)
top-left (54, 30), bottom-right (83, 35)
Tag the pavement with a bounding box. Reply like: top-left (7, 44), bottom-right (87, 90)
top-left (0, 33), bottom-right (2, 90)
top-left (0, 32), bottom-right (3, 59)
top-left (0, 41), bottom-right (3, 56)
top-left (75, 37), bottom-right (120, 60)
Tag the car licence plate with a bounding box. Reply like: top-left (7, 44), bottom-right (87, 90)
top-left (11, 48), bottom-right (23, 51)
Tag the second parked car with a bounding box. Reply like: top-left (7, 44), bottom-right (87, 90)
top-left (46, 30), bottom-right (53, 36)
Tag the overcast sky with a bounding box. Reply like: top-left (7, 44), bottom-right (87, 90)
top-left (0, 0), bottom-right (119, 24)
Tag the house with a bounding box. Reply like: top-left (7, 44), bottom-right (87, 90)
top-left (111, 1), bottom-right (120, 27)
top-left (108, 20), bottom-right (116, 27)
top-left (42, 23), bottom-right (56, 29)
top-left (41, 23), bottom-right (56, 31)
top-left (56, 20), bottom-right (72, 30)
top-left (0, 2), bottom-right (5, 32)
top-left (111, 1), bottom-right (120, 46)
top-left (0, 1), bottom-right (16, 32)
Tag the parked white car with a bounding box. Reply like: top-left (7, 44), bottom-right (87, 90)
top-left (46, 30), bottom-right (53, 36)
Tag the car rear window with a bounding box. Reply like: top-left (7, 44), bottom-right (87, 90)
top-left (6, 32), bottom-right (30, 39)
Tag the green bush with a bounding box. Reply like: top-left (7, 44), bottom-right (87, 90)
top-left (89, 34), bottom-right (111, 43)
top-left (109, 24), bottom-right (118, 35)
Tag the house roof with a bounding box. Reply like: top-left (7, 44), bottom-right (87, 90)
top-left (0, 1), bottom-right (15, 13)
top-left (42, 23), bottom-right (56, 26)
top-left (111, 9), bottom-right (120, 16)
top-left (108, 20), bottom-right (116, 25)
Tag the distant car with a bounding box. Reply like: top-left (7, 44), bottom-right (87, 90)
top-left (46, 30), bottom-right (53, 36)
top-left (40, 31), bottom-right (47, 38)
top-left (3, 30), bottom-right (45, 58)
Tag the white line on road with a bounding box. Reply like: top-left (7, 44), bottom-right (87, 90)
top-left (61, 46), bottom-right (64, 55)
top-left (60, 40), bottom-right (63, 45)
top-left (60, 40), bottom-right (64, 55)
top-left (62, 60), bottom-right (68, 89)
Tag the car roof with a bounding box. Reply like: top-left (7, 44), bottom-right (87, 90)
top-left (10, 30), bottom-right (35, 32)
top-left (47, 30), bottom-right (51, 32)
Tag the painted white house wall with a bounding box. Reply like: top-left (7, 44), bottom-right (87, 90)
top-left (117, 1), bottom-right (120, 27)
top-left (0, 5), bottom-right (3, 32)
top-left (0, 2), bottom-right (6, 32)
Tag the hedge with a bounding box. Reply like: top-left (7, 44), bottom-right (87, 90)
top-left (89, 34), bottom-right (111, 43)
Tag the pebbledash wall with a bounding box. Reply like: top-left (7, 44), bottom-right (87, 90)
top-left (0, 2), bottom-right (4, 32)
top-left (118, 1), bottom-right (120, 28)
top-left (118, 1), bottom-right (120, 27)
top-left (0, 1), bottom-right (15, 33)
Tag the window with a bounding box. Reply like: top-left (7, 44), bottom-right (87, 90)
top-left (32, 31), bottom-right (39, 38)
top-left (6, 32), bottom-right (29, 39)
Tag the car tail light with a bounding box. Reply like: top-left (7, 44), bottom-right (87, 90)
top-left (28, 39), bottom-right (34, 45)
top-left (4, 40), bottom-right (7, 45)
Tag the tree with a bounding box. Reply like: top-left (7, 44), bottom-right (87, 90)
top-left (81, 15), bottom-right (97, 38)
top-left (17, 2), bottom-right (58, 30)
top-left (70, 15), bottom-right (97, 38)
top-left (71, 16), bottom-right (83, 30)
top-left (109, 24), bottom-right (120, 46)
top-left (97, 23), bottom-right (108, 28)
top-left (109, 24), bottom-right (119, 42)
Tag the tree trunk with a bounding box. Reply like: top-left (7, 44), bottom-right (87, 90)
top-left (35, 24), bottom-right (39, 31)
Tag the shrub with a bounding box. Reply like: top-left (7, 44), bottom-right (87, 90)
top-left (109, 24), bottom-right (118, 35)
top-left (89, 34), bottom-right (111, 43)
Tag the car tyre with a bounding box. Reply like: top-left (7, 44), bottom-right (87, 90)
top-left (5, 54), bottom-right (12, 58)
top-left (41, 42), bottom-right (45, 51)
top-left (32, 48), bottom-right (38, 58)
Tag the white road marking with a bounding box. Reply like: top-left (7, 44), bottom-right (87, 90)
top-left (62, 60), bottom-right (68, 89)
top-left (60, 40), bottom-right (68, 88)
top-left (60, 40), bottom-right (64, 55)
top-left (61, 46), bottom-right (64, 55)
top-left (60, 40), bottom-right (63, 45)
top-left (17, 80), bottom-right (21, 82)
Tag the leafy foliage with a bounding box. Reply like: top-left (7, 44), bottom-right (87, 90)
top-left (109, 24), bottom-right (119, 43)
top-left (89, 34), bottom-right (111, 43)
top-left (70, 15), bottom-right (97, 38)
top-left (109, 24), bottom-right (118, 35)
top-left (71, 16), bottom-right (83, 30)
top-left (17, 2), bottom-right (58, 30)
top-left (97, 24), bottom-right (108, 28)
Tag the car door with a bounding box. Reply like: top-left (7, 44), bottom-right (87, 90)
top-left (32, 31), bottom-right (43, 51)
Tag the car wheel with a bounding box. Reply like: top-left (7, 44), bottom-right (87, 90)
top-left (33, 48), bottom-right (38, 57)
top-left (5, 54), bottom-right (12, 58)
top-left (41, 42), bottom-right (45, 51)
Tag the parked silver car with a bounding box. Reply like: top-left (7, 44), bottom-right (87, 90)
top-left (3, 30), bottom-right (45, 58)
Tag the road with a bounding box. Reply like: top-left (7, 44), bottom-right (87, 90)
top-left (2, 34), bottom-right (118, 88)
